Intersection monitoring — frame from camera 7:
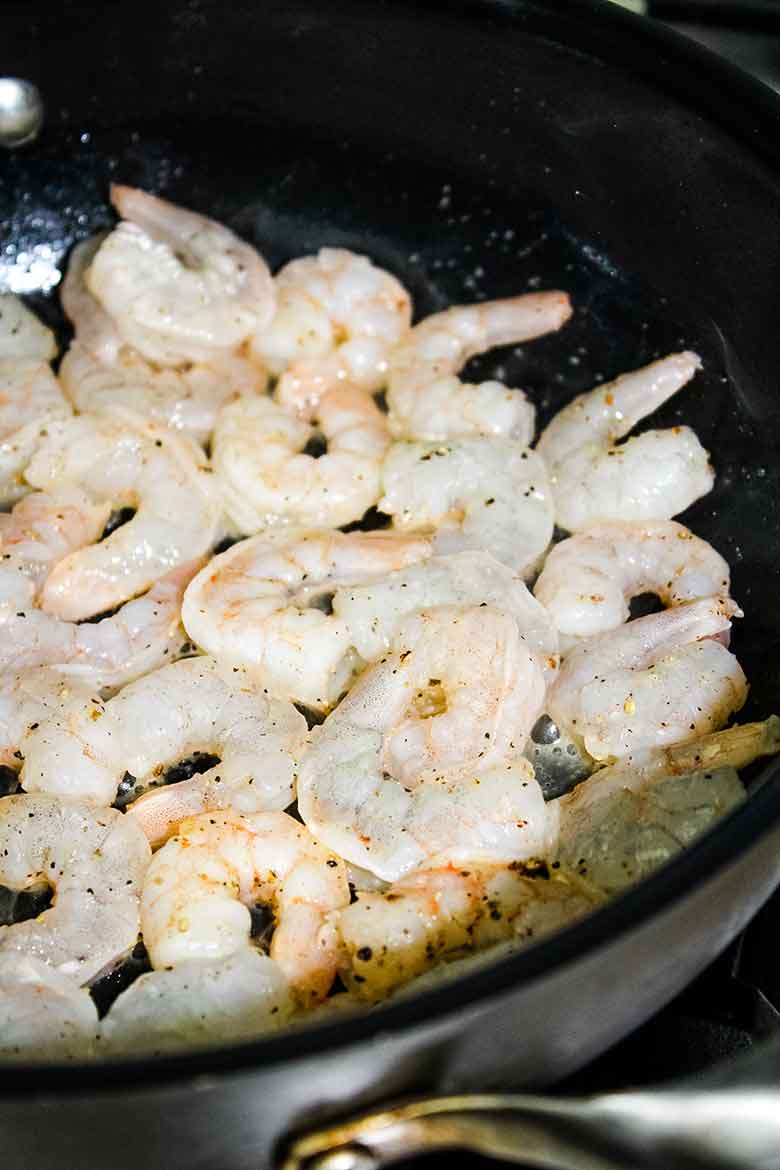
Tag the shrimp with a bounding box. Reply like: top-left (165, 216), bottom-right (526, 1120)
top-left (332, 550), bottom-right (559, 681)
top-left (536, 353), bottom-right (714, 531)
top-left (336, 863), bottom-right (600, 1000)
top-left (59, 341), bottom-right (268, 446)
top-left (0, 794), bottom-right (151, 984)
top-left (0, 561), bottom-right (197, 686)
top-left (254, 247), bottom-right (411, 411)
top-left (21, 656), bottom-right (307, 845)
top-left (0, 485), bottom-right (111, 594)
top-left (380, 437), bottom-right (554, 577)
top-left (386, 292), bottom-right (572, 441)
top-left (0, 295), bottom-right (72, 506)
top-left (181, 528), bottom-right (432, 710)
top-left (547, 597), bottom-right (747, 760)
top-left (212, 384), bottom-right (390, 533)
top-left (534, 520), bottom-right (735, 648)
top-left (0, 954), bottom-right (98, 1062)
top-left (86, 185), bottom-right (276, 365)
top-left (555, 717), bottom-right (780, 894)
top-left (99, 950), bottom-right (291, 1056)
top-left (297, 606), bottom-right (555, 881)
top-left (61, 235), bottom-right (122, 364)
top-left (23, 407), bottom-right (222, 621)
top-left (140, 810), bottom-right (349, 1006)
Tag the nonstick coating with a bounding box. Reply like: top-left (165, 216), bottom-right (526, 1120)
top-left (1, 1), bottom-right (780, 1164)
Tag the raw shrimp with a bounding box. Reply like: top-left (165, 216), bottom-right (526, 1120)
top-left (337, 863), bottom-right (600, 1000)
top-left (21, 656), bottom-right (307, 847)
top-left (61, 235), bottom-right (122, 364)
top-left (181, 528), bottom-right (432, 709)
top-left (254, 247), bottom-right (411, 411)
top-left (24, 407), bottom-right (222, 620)
top-left (0, 295), bottom-right (72, 506)
top-left (536, 352), bottom-right (713, 531)
top-left (99, 950), bottom-right (291, 1056)
top-left (0, 954), bottom-right (98, 1062)
top-left (59, 341), bottom-right (268, 446)
top-left (87, 185), bottom-right (276, 365)
top-left (333, 550), bottom-right (559, 680)
top-left (212, 384), bottom-right (390, 532)
top-left (387, 292), bottom-right (572, 441)
top-left (140, 810), bottom-right (349, 1006)
top-left (534, 520), bottom-right (734, 648)
top-left (0, 561), bottom-right (196, 685)
top-left (297, 606), bottom-right (555, 881)
top-left (0, 794), bottom-right (150, 983)
top-left (556, 717), bottom-right (780, 894)
top-left (547, 597), bottom-right (747, 760)
top-left (380, 437), bottom-right (554, 577)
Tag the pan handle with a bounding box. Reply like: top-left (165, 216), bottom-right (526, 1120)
top-left (280, 1032), bottom-right (780, 1170)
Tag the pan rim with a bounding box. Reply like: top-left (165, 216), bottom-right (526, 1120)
top-left (5, 0), bottom-right (780, 1093)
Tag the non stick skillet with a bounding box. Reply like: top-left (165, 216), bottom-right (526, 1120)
top-left (1, 2), bottom-right (780, 1167)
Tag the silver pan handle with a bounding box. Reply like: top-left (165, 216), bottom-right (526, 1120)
top-left (281, 1032), bottom-right (780, 1170)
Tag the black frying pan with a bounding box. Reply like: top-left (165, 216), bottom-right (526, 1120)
top-left (2, 2), bottom-right (780, 1167)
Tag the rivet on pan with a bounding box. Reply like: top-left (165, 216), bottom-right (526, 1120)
top-left (0, 78), bottom-right (44, 148)
top-left (531, 714), bottom-right (560, 745)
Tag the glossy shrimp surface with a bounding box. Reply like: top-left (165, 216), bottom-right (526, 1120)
top-left (0, 795), bottom-right (150, 984)
top-left (254, 247), bottom-right (411, 410)
top-left (24, 407), bottom-right (222, 621)
top-left (0, 954), bottom-right (99, 1062)
top-left (21, 656), bottom-right (307, 846)
top-left (387, 292), bottom-right (571, 441)
top-left (0, 295), bottom-right (72, 506)
top-left (182, 528), bottom-right (431, 709)
top-left (87, 185), bottom-right (275, 365)
top-left (534, 520), bottom-right (734, 648)
top-left (548, 598), bottom-right (746, 759)
top-left (536, 353), bottom-right (713, 531)
top-left (212, 384), bottom-right (390, 532)
top-left (141, 810), bottom-right (349, 1006)
top-left (380, 437), bottom-right (554, 577)
top-left (298, 606), bottom-right (555, 881)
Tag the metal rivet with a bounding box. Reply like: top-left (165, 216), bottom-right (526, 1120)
top-left (0, 78), bottom-right (44, 148)
top-left (308, 1148), bottom-right (378, 1170)
top-left (530, 714), bottom-right (561, 746)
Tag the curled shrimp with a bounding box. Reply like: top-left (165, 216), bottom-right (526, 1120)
top-left (61, 235), bottom-right (122, 364)
top-left (0, 954), bottom-right (99, 1062)
top-left (21, 656), bottom-right (307, 846)
top-left (99, 949), bottom-right (292, 1056)
top-left (86, 185), bottom-right (275, 365)
top-left (380, 437), bottom-right (554, 577)
top-left (59, 341), bottom-right (268, 446)
top-left (0, 295), bottom-right (72, 507)
top-left (534, 520), bottom-right (734, 648)
top-left (0, 794), bottom-right (151, 984)
top-left (547, 597), bottom-right (747, 760)
top-left (332, 550), bottom-right (559, 681)
top-left (0, 485), bottom-right (111, 595)
top-left (0, 669), bottom-right (94, 769)
top-left (23, 407), bottom-right (222, 621)
top-left (253, 247), bottom-right (411, 411)
top-left (212, 384), bottom-right (390, 532)
top-left (0, 561), bottom-right (197, 686)
top-left (141, 810), bottom-right (349, 1007)
top-left (182, 528), bottom-right (431, 710)
top-left (556, 718), bottom-right (780, 894)
top-left (298, 606), bottom-right (555, 881)
top-left (387, 292), bottom-right (572, 441)
top-left (336, 863), bottom-right (600, 1000)
top-left (536, 352), bottom-right (713, 531)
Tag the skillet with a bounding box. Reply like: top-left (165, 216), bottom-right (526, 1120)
top-left (1, 1), bottom-right (780, 1166)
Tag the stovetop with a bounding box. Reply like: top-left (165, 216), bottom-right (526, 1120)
top-left (396, 9), bottom-right (780, 1165)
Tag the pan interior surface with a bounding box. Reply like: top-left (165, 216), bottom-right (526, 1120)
top-left (1, 0), bottom-right (780, 1085)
